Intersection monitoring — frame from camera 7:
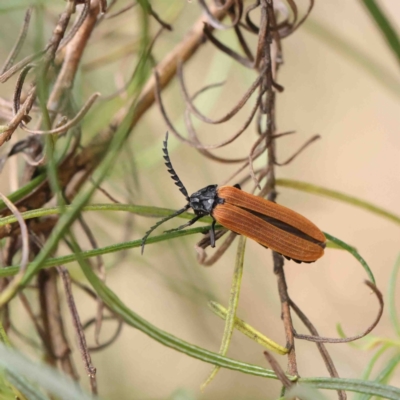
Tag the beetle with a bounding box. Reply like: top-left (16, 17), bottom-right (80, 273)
top-left (141, 133), bottom-right (326, 263)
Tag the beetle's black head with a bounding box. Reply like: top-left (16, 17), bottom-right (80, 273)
top-left (141, 133), bottom-right (223, 254)
top-left (189, 184), bottom-right (223, 216)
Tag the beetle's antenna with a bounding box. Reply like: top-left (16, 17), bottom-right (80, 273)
top-left (163, 132), bottom-right (190, 201)
top-left (141, 204), bottom-right (190, 254)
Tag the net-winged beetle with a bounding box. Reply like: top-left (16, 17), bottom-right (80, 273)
top-left (141, 133), bottom-right (325, 263)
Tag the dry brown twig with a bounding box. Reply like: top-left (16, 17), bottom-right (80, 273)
top-left (57, 265), bottom-right (97, 393)
top-left (264, 350), bottom-right (294, 389)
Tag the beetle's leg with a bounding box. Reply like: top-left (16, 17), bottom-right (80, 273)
top-left (142, 204), bottom-right (190, 254)
top-left (164, 215), bottom-right (202, 233)
top-left (209, 218), bottom-right (216, 247)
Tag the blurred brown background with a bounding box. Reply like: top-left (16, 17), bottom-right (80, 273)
top-left (1, 0), bottom-right (400, 399)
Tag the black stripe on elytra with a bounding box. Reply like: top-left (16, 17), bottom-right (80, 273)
top-left (238, 206), bottom-right (326, 249)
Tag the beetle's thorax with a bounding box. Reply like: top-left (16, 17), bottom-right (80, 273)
top-left (189, 185), bottom-right (224, 216)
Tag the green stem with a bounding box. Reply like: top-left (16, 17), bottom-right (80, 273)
top-left (361, 0), bottom-right (400, 66)
top-left (276, 179), bottom-right (400, 226)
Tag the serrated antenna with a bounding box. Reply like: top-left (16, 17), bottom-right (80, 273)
top-left (163, 132), bottom-right (189, 201)
top-left (141, 204), bottom-right (190, 254)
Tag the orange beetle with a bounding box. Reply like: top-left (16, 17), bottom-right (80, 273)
top-left (141, 133), bottom-right (325, 263)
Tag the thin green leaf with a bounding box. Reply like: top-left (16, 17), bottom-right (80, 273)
top-left (373, 352), bottom-right (400, 384)
top-left (389, 253), bottom-right (400, 336)
top-left (300, 377), bottom-right (400, 400)
top-left (0, 174), bottom-right (46, 211)
top-left (0, 343), bottom-right (93, 400)
top-left (361, 0), bottom-right (400, 66)
top-left (202, 237), bottom-right (246, 390)
top-left (324, 232), bottom-right (375, 284)
top-left (353, 345), bottom-right (390, 400)
top-left (2, 227), bottom-right (372, 288)
top-left (6, 373), bottom-right (49, 400)
top-left (326, 241), bottom-right (357, 251)
top-left (0, 226), bottom-right (214, 279)
top-left (208, 301), bottom-right (288, 354)
top-left (276, 179), bottom-right (400, 226)
top-left (0, 323), bottom-right (31, 400)
top-left (357, 352), bottom-right (400, 400)
top-left (0, 204), bottom-right (208, 227)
